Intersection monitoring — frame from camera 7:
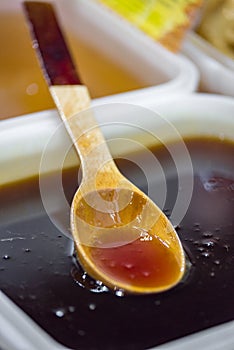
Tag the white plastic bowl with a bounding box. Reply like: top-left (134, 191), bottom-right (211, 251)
top-left (0, 93), bottom-right (234, 350)
top-left (182, 32), bottom-right (234, 96)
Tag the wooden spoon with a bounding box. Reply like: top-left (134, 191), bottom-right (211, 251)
top-left (23, 1), bottom-right (185, 294)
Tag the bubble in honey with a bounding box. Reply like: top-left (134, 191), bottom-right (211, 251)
top-left (214, 259), bottom-right (220, 265)
top-left (197, 247), bottom-right (205, 252)
top-left (114, 288), bottom-right (125, 297)
top-left (202, 231), bottom-right (213, 238)
top-left (68, 306), bottom-right (76, 313)
top-left (201, 239), bottom-right (215, 248)
top-left (26, 83), bottom-right (39, 96)
top-left (123, 262), bottom-right (134, 270)
top-left (193, 223), bottom-right (200, 232)
top-left (201, 252), bottom-right (210, 258)
top-left (193, 234), bottom-right (219, 262)
top-left (54, 308), bottom-right (65, 318)
top-left (88, 303), bottom-right (96, 311)
top-left (24, 248), bottom-right (31, 253)
top-left (223, 244), bottom-right (230, 252)
top-left (71, 254), bottom-right (109, 294)
top-left (142, 270), bottom-right (151, 278)
top-left (78, 330), bottom-right (86, 337)
top-left (2, 255), bottom-right (10, 260)
top-left (54, 306), bottom-right (76, 317)
top-left (108, 260), bottom-right (117, 268)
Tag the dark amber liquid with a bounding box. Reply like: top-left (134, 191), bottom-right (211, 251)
top-left (88, 237), bottom-right (181, 288)
top-left (76, 187), bottom-right (182, 290)
top-left (0, 138), bottom-right (234, 350)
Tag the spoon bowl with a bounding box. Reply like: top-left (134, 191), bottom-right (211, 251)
top-left (73, 185), bottom-right (185, 294)
top-left (24, 1), bottom-right (185, 294)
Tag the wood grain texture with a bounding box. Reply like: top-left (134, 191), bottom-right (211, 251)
top-left (23, 1), bottom-right (81, 85)
top-left (50, 85), bottom-right (120, 188)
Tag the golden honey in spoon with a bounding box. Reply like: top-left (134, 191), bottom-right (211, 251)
top-left (74, 188), bottom-right (184, 293)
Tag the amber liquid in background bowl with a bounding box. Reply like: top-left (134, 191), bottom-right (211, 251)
top-left (0, 13), bottom-right (146, 119)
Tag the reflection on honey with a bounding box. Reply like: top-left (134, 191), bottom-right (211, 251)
top-left (0, 13), bottom-right (146, 119)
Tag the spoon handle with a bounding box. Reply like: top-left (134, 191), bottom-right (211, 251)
top-left (23, 1), bottom-right (120, 186)
top-left (50, 85), bottom-right (118, 185)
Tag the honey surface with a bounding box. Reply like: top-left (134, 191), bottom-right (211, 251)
top-left (1, 137), bottom-right (233, 350)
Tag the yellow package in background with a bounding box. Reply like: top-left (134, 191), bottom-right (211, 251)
top-left (97, 0), bottom-right (203, 52)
